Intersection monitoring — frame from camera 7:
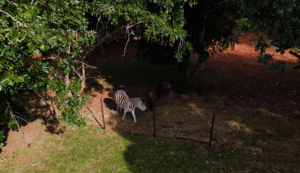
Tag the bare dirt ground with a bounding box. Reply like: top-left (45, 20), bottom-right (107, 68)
top-left (1, 31), bottom-right (300, 170)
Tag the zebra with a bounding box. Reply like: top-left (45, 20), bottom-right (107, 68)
top-left (149, 81), bottom-right (172, 111)
top-left (115, 90), bottom-right (147, 123)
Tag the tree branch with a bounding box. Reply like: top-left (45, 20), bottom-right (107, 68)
top-left (73, 67), bottom-right (83, 80)
top-left (121, 21), bottom-right (144, 57)
top-left (0, 9), bottom-right (24, 26)
top-left (74, 60), bottom-right (97, 69)
top-left (4, 96), bottom-right (28, 137)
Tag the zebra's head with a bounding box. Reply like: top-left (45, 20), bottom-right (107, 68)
top-left (130, 97), bottom-right (147, 112)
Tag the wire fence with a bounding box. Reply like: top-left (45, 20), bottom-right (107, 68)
top-left (97, 99), bottom-right (218, 148)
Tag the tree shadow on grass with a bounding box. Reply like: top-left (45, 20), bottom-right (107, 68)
top-left (117, 131), bottom-right (256, 172)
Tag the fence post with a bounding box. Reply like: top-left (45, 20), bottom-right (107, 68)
top-left (209, 113), bottom-right (215, 148)
top-left (100, 98), bottom-right (105, 129)
top-left (153, 106), bottom-right (156, 138)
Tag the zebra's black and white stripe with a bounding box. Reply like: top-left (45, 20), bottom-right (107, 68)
top-left (115, 90), bottom-right (147, 123)
top-left (115, 90), bottom-right (131, 112)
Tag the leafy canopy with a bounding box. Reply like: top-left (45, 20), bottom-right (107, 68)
top-left (238, 0), bottom-right (300, 71)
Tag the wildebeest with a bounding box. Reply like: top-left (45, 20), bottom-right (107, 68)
top-left (149, 81), bottom-right (172, 111)
top-left (115, 90), bottom-right (147, 123)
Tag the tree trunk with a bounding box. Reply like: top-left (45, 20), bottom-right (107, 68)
top-left (81, 62), bottom-right (86, 91)
top-left (187, 20), bottom-right (207, 88)
top-left (81, 77), bottom-right (86, 92)
top-left (188, 50), bottom-right (209, 88)
top-left (65, 73), bottom-right (72, 97)
top-left (179, 54), bottom-right (191, 83)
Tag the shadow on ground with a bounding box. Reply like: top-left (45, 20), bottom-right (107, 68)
top-left (14, 91), bottom-right (65, 135)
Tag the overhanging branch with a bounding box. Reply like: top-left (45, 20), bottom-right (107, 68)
top-left (0, 9), bottom-right (24, 26)
top-left (74, 60), bottom-right (97, 69)
top-left (121, 21), bottom-right (144, 57)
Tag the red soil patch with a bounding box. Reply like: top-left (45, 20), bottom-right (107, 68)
top-left (191, 32), bottom-right (298, 81)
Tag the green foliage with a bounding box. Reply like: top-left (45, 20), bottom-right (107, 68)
top-left (134, 30), bottom-right (180, 65)
top-left (135, 0), bottom-right (239, 67)
top-left (0, 91), bottom-right (29, 140)
top-left (269, 61), bottom-right (286, 72)
top-left (257, 53), bottom-right (286, 73)
top-left (0, 131), bottom-right (3, 147)
top-left (0, 92), bottom-right (11, 128)
top-left (289, 50), bottom-right (300, 69)
top-left (7, 121), bottom-right (18, 131)
top-left (0, 0), bottom-right (96, 139)
top-left (257, 54), bottom-right (273, 67)
top-left (239, 0), bottom-right (300, 71)
top-left (254, 36), bottom-right (291, 73)
top-left (92, 0), bottom-right (190, 60)
top-left (1, 0), bottom-right (198, 145)
top-left (51, 79), bottom-right (90, 128)
top-left (255, 37), bottom-right (269, 54)
top-left (236, 18), bottom-right (250, 29)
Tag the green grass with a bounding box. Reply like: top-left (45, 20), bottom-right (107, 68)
top-left (2, 126), bottom-right (269, 173)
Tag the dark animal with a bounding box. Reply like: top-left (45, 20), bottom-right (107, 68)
top-left (149, 81), bottom-right (172, 111)
top-left (115, 90), bottom-right (147, 123)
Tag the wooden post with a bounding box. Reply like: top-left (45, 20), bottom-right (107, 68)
top-left (153, 105), bottom-right (156, 138)
top-left (100, 98), bottom-right (105, 129)
top-left (209, 113), bottom-right (215, 148)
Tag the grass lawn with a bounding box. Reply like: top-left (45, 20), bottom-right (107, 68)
top-left (1, 125), bottom-right (271, 173)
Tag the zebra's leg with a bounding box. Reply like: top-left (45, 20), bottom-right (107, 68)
top-left (122, 111), bottom-right (127, 122)
top-left (117, 105), bottom-right (121, 113)
top-left (131, 111), bottom-right (137, 124)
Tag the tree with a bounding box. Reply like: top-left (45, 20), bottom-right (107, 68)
top-left (1, 0), bottom-right (299, 147)
top-left (91, 0), bottom-right (193, 58)
top-left (0, 0), bottom-right (191, 147)
top-left (133, 0), bottom-right (239, 87)
top-left (134, 0), bottom-right (300, 88)
top-left (238, 0), bottom-right (300, 71)
top-left (0, 0), bottom-right (96, 146)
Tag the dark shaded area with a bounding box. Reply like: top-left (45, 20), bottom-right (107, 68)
top-left (83, 76), bottom-right (105, 96)
top-left (0, 90), bottom-right (66, 153)
top-left (196, 62), bottom-right (300, 121)
top-left (149, 81), bottom-right (172, 111)
top-left (0, 124), bottom-right (9, 153)
top-left (117, 131), bottom-right (258, 172)
top-left (103, 98), bottom-right (117, 111)
top-left (0, 92), bottom-right (30, 152)
top-left (14, 91), bottom-right (65, 135)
